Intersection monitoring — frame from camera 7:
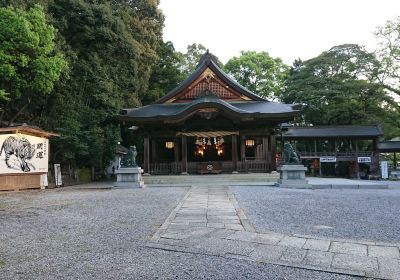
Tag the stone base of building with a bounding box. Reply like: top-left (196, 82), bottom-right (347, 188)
top-left (276, 165), bottom-right (309, 188)
top-left (114, 167), bottom-right (145, 188)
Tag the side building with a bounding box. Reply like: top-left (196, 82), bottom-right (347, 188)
top-left (280, 125), bottom-right (383, 178)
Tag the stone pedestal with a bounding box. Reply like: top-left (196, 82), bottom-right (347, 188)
top-left (277, 165), bottom-right (310, 189)
top-left (114, 167), bottom-right (145, 188)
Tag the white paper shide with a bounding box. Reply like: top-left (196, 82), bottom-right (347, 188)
top-left (0, 134), bottom-right (49, 174)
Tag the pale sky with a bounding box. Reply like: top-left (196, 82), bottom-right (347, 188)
top-left (159, 0), bottom-right (400, 65)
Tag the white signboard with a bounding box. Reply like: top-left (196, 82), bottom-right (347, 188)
top-left (358, 157), bottom-right (371, 163)
top-left (54, 164), bottom-right (62, 186)
top-left (320, 157), bottom-right (336, 163)
top-left (0, 134), bottom-right (49, 174)
top-left (381, 161), bottom-right (388, 179)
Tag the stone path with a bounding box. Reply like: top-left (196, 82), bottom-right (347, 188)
top-left (148, 186), bottom-right (400, 279)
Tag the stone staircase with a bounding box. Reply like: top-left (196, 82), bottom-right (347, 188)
top-left (143, 173), bottom-right (279, 187)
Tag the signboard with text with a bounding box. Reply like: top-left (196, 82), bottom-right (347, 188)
top-left (358, 157), bottom-right (371, 163)
top-left (320, 157), bottom-right (336, 163)
top-left (0, 134), bottom-right (49, 174)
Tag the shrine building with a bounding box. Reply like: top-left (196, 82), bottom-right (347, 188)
top-left (120, 52), bottom-right (300, 175)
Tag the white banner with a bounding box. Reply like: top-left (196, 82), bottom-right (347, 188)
top-left (381, 161), bottom-right (388, 179)
top-left (54, 164), bottom-right (62, 186)
top-left (358, 157), bottom-right (371, 163)
top-left (0, 134), bottom-right (49, 174)
top-left (320, 157), bottom-right (336, 163)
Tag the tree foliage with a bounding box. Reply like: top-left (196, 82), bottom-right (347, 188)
top-left (375, 17), bottom-right (400, 96)
top-left (179, 43), bottom-right (222, 78)
top-left (0, 4), bottom-right (67, 124)
top-left (224, 51), bottom-right (289, 100)
top-left (282, 44), bottom-right (400, 138)
top-left (44, 0), bottom-right (164, 169)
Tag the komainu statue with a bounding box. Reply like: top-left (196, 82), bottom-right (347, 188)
top-left (282, 143), bottom-right (300, 165)
top-left (121, 145), bottom-right (138, 167)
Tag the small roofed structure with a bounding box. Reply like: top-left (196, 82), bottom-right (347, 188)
top-left (0, 123), bottom-right (59, 191)
top-left (378, 139), bottom-right (400, 170)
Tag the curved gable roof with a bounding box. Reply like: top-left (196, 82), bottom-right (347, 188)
top-left (155, 52), bottom-right (265, 104)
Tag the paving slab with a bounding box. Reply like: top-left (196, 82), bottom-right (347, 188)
top-left (330, 241), bottom-right (368, 256)
top-left (303, 250), bottom-right (334, 268)
top-left (249, 244), bottom-right (285, 262)
top-left (377, 257), bottom-right (400, 279)
top-left (332, 253), bottom-right (379, 275)
top-left (303, 238), bottom-right (331, 251)
top-left (368, 245), bottom-right (400, 259)
top-left (280, 247), bottom-right (307, 263)
top-left (278, 236), bottom-right (307, 248)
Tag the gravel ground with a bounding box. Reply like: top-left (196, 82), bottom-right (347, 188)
top-left (232, 186), bottom-right (400, 242)
top-left (0, 186), bottom-right (361, 280)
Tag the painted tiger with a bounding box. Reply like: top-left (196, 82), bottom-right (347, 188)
top-left (0, 136), bottom-right (36, 172)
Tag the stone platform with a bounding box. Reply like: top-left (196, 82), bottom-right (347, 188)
top-left (114, 167), bottom-right (145, 188)
top-left (277, 165), bottom-right (309, 188)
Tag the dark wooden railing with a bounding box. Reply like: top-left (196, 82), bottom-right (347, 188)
top-left (149, 160), bottom-right (268, 174)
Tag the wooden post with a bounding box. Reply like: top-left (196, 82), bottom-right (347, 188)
top-left (174, 138), bottom-right (180, 172)
top-left (394, 152), bottom-right (397, 170)
top-left (263, 136), bottom-right (270, 172)
top-left (232, 135), bottom-right (238, 173)
top-left (181, 135), bottom-right (188, 175)
top-left (144, 136), bottom-right (150, 175)
top-left (240, 136), bottom-right (245, 160)
top-left (271, 135), bottom-right (277, 171)
top-left (151, 139), bottom-right (156, 162)
top-left (355, 140), bottom-right (360, 179)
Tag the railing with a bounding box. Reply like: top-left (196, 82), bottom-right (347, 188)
top-left (150, 162), bottom-right (181, 175)
top-left (298, 151), bottom-right (375, 158)
top-left (149, 160), bottom-right (268, 174)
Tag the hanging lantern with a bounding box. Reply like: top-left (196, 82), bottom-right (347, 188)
top-left (207, 138), bottom-right (212, 146)
top-left (245, 139), bottom-right (255, 147)
top-left (195, 138), bottom-right (202, 146)
top-left (220, 137), bottom-right (224, 144)
top-left (165, 141), bottom-right (174, 149)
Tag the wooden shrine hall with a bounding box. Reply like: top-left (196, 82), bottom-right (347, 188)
top-left (120, 52), bottom-right (300, 174)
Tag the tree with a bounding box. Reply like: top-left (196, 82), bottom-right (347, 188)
top-left (179, 43), bottom-right (222, 78)
top-left (224, 51), bottom-right (289, 100)
top-left (282, 44), bottom-right (400, 138)
top-left (145, 41), bottom-right (184, 104)
top-left (375, 17), bottom-right (400, 96)
top-left (43, 0), bottom-right (164, 169)
top-left (0, 4), bottom-right (67, 125)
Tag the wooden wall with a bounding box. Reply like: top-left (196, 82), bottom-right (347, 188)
top-left (0, 173), bottom-right (44, 191)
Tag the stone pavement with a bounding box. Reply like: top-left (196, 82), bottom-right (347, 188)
top-left (148, 185), bottom-right (400, 279)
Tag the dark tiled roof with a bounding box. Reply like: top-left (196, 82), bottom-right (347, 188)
top-left (155, 52), bottom-right (265, 104)
top-left (120, 97), bottom-right (299, 122)
top-left (378, 141), bottom-right (400, 152)
top-left (283, 125), bottom-right (383, 138)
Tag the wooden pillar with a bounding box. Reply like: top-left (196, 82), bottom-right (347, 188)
top-left (181, 135), bottom-right (188, 175)
top-left (144, 136), bottom-right (150, 175)
top-left (174, 138), bottom-right (180, 173)
top-left (271, 135), bottom-right (277, 171)
top-left (151, 139), bottom-right (156, 162)
top-left (263, 136), bottom-right (270, 172)
top-left (355, 140), bottom-right (360, 179)
top-left (240, 136), bottom-right (245, 161)
top-left (232, 135), bottom-right (238, 173)
top-left (394, 152), bottom-right (397, 170)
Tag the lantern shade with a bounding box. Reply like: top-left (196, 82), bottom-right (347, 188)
top-left (245, 139), bottom-right (255, 147)
top-left (165, 141), bottom-right (174, 149)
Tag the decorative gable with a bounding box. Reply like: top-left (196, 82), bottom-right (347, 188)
top-left (165, 68), bottom-right (251, 103)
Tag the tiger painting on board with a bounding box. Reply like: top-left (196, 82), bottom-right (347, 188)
top-left (0, 136), bottom-right (36, 172)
